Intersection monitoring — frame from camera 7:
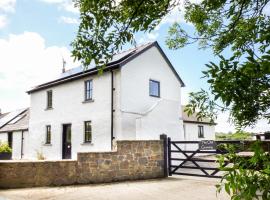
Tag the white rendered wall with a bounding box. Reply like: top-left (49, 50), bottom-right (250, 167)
top-left (28, 72), bottom-right (112, 160)
top-left (0, 133), bottom-right (7, 143)
top-left (0, 131), bottom-right (28, 160)
top-left (119, 45), bottom-right (183, 140)
top-left (135, 100), bottom-right (184, 141)
top-left (11, 131), bottom-right (21, 159)
top-left (183, 123), bottom-right (215, 141)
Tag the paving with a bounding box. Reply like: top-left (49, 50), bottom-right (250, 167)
top-left (0, 176), bottom-right (229, 200)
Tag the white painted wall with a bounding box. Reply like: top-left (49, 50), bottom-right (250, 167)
top-left (119, 46), bottom-right (183, 140)
top-left (135, 100), bottom-right (184, 140)
top-left (0, 133), bottom-right (7, 143)
top-left (27, 45), bottom-right (184, 160)
top-left (183, 123), bottom-right (215, 141)
top-left (28, 72), bottom-right (112, 160)
top-left (0, 131), bottom-right (28, 159)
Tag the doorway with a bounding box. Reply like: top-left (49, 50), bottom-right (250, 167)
top-left (62, 124), bottom-right (72, 159)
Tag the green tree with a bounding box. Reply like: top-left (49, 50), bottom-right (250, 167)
top-left (217, 142), bottom-right (270, 200)
top-left (216, 131), bottom-right (253, 140)
top-left (71, 1), bottom-right (270, 199)
top-left (72, 0), bottom-right (270, 127)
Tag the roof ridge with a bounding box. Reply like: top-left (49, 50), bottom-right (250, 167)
top-left (113, 41), bottom-right (154, 56)
top-left (62, 42), bottom-right (155, 74)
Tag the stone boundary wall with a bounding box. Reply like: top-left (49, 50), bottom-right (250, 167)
top-left (0, 140), bottom-right (165, 189)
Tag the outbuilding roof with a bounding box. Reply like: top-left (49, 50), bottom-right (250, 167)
top-left (0, 108), bottom-right (29, 133)
top-left (27, 41), bottom-right (185, 94)
top-left (182, 106), bottom-right (216, 125)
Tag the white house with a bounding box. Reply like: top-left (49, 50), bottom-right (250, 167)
top-left (0, 108), bottom-right (29, 159)
top-left (182, 106), bottom-right (216, 141)
top-left (23, 42), bottom-right (186, 160)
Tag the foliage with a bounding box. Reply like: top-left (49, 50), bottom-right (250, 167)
top-left (0, 142), bottom-right (12, 153)
top-left (175, 0), bottom-right (270, 128)
top-left (72, 1), bottom-right (270, 199)
top-left (185, 50), bottom-right (270, 128)
top-left (217, 142), bottom-right (270, 200)
top-left (36, 150), bottom-right (46, 160)
top-left (216, 131), bottom-right (253, 141)
top-left (72, 0), bottom-right (177, 68)
top-left (72, 0), bottom-right (270, 128)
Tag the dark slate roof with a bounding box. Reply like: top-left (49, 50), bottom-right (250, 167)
top-left (0, 109), bottom-right (29, 133)
top-left (27, 41), bottom-right (185, 94)
top-left (182, 106), bottom-right (216, 125)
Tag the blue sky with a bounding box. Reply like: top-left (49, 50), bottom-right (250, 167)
top-left (0, 0), bottom-right (268, 132)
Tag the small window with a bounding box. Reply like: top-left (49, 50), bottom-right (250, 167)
top-left (84, 80), bottom-right (93, 101)
top-left (84, 121), bottom-right (92, 143)
top-left (46, 125), bottom-right (51, 144)
top-left (149, 80), bottom-right (160, 97)
top-left (8, 132), bottom-right (12, 148)
top-left (47, 90), bottom-right (53, 109)
top-left (198, 125), bottom-right (204, 138)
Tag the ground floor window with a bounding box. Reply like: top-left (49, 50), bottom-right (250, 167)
top-left (198, 125), bottom-right (204, 138)
top-left (46, 125), bottom-right (51, 144)
top-left (8, 132), bottom-right (12, 148)
top-left (84, 121), bottom-right (92, 143)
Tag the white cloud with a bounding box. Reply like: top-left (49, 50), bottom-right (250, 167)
top-left (40, 0), bottom-right (65, 3)
top-left (137, 31), bottom-right (159, 44)
top-left (0, 32), bottom-right (80, 112)
top-left (0, 0), bottom-right (16, 29)
top-left (58, 16), bottom-right (79, 24)
top-left (61, 1), bottom-right (79, 14)
top-left (40, 0), bottom-right (79, 14)
top-left (0, 15), bottom-right (7, 28)
top-left (0, 0), bottom-right (16, 13)
top-left (155, 0), bottom-right (202, 31)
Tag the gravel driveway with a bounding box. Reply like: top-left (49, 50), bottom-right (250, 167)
top-left (0, 176), bottom-right (229, 200)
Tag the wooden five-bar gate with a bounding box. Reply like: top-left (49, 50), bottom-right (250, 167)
top-left (166, 137), bottom-right (241, 178)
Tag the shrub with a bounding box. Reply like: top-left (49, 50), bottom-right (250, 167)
top-left (217, 142), bottom-right (270, 200)
top-left (36, 150), bottom-right (46, 160)
top-left (0, 142), bottom-right (12, 153)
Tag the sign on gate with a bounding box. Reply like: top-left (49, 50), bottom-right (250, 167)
top-left (199, 140), bottom-right (217, 150)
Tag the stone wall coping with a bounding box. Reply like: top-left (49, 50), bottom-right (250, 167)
top-left (0, 159), bottom-right (77, 164)
top-left (78, 151), bottom-right (117, 154)
top-left (116, 140), bottom-right (162, 142)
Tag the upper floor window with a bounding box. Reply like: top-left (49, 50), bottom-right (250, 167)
top-left (84, 121), bottom-right (92, 143)
top-left (47, 90), bottom-right (53, 109)
top-left (198, 125), bottom-right (204, 138)
top-left (46, 125), bottom-right (51, 144)
top-left (149, 79), bottom-right (160, 97)
top-left (84, 80), bottom-right (93, 101)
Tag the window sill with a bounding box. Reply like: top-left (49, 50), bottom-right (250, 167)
top-left (149, 95), bottom-right (160, 98)
top-left (45, 108), bottom-right (53, 111)
top-left (81, 142), bottom-right (93, 146)
top-left (43, 143), bottom-right (52, 146)
top-left (82, 99), bottom-right (94, 104)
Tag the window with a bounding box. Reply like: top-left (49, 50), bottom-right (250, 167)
top-left (47, 90), bottom-right (53, 109)
top-left (84, 80), bottom-right (93, 101)
top-left (198, 125), bottom-right (204, 138)
top-left (149, 80), bottom-right (160, 97)
top-left (46, 125), bottom-right (51, 144)
top-left (84, 121), bottom-right (92, 143)
top-left (8, 132), bottom-right (12, 148)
